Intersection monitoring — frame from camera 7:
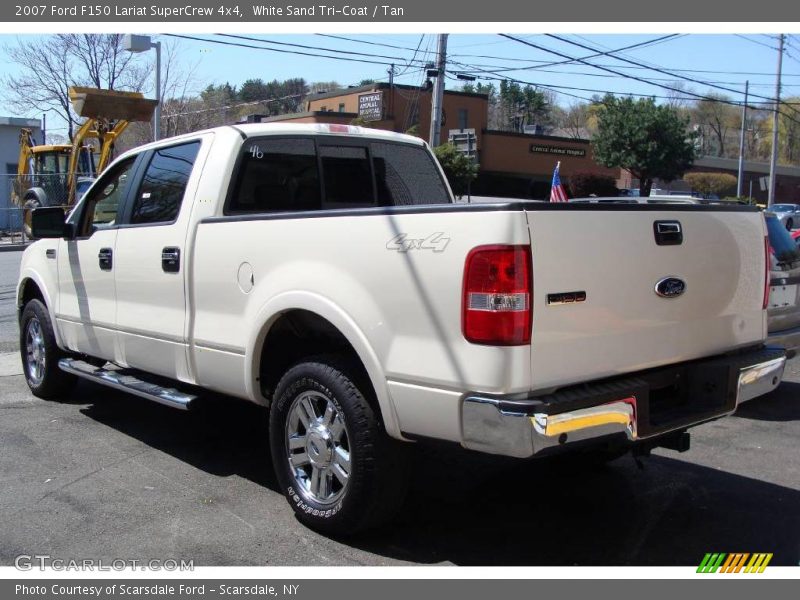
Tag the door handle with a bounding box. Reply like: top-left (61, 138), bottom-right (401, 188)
top-left (98, 248), bottom-right (113, 271)
top-left (653, 221), bottom-right (683, 246)
top-left (162, 247), bottom-right (180, 273)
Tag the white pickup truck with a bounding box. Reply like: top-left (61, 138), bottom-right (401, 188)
top-left (18, 123), bottom-right (785, 534)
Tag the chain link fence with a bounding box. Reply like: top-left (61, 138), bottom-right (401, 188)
top-left (1, 173), bottom-right (92, 246)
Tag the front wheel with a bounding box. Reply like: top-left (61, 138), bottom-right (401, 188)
top-left (19, 299), bottom-right (76, 399)
top-left (269, 357), bottom-right (408, 535)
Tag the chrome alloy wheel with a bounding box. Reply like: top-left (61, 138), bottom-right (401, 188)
top-left (285, 391), bottom-right (351, 505)
top-left (25, 316), bottom-right (46, 386)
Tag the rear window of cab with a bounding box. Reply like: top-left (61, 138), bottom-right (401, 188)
top-left (226, 137), bottom-right (451, 213)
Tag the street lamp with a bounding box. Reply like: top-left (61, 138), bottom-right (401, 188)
top-left (123, 34), bottom-right (161, 141)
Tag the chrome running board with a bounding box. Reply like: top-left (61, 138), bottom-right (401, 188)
top-left (58, 358), bottom-right (196, 410)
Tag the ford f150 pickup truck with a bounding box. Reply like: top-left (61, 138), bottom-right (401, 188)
top-left (18, 123), bottom-right (786, 534)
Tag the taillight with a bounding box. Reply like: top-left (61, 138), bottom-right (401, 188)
top-left (462, 245), bottom-right (532, 345)
top-left (763, 235), bottom-right (771, 310)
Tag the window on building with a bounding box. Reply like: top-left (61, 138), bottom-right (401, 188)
top-left (458, 108), bottom-right (469, 131)
top-left (319, 145), bottom-right (375, 207)
top-left (130, 141), bottom-right (200, 225)
top-left (338, 103), bottom-right (345, 113)
top-left (228, 138), bottom-right (321, 213)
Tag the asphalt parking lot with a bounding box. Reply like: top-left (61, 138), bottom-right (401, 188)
top-left (0, 249), bottom-right (798, 566)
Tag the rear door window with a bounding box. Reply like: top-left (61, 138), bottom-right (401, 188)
top-left (130, 141), bottom-right (200, 225)
top-left (229, 138), bottom-right (321, 213)
top-left (318, 145), bottom-right (375, 208)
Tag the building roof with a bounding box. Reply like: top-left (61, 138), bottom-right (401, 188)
top-left (306, 82), bottom-right (490, 102)
top-left (253, 111), bottom-right (359, 123)
top-left (0, 116), bottom-right (41, 128)
top-left (694, 155), bottom-right (800, 178)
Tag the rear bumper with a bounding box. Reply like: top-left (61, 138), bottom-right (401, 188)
top-left (461, 346), bottom-right (786, 458)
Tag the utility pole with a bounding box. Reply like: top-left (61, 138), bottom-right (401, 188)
top-left (737, 80), bottom-right (749, 199)
top-left (429, 33), bottom-right (448, 148)
top-left (768, 34), bottom-right (784, 207)
top-left (388, 63), bottom-right (395, 123)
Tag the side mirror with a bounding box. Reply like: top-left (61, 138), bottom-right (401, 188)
top-left (31, 207), bottom-right (73, 239)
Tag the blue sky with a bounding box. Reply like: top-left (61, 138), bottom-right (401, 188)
top-left (4, 33), bottom-right (800, 134)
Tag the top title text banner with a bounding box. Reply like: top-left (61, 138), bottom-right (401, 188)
top-left (4, 0), bottom-right (800, 22)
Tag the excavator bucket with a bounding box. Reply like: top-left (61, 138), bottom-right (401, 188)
top-left (69, 87), bottom-right (157, 122)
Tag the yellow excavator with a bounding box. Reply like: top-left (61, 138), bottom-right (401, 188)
top-left (14, 86), bottom-right (157, 236)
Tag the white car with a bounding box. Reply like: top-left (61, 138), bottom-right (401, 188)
top-left (768, 203), bottom-right (800, 230)
top-left (18, 124), bottom-right (785, 534)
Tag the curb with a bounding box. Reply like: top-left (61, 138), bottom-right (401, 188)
top-left (0, 244), bottom-right (28, 253)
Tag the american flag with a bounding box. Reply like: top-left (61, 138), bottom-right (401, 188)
top-left (549, 161), bottom-right (568, 203)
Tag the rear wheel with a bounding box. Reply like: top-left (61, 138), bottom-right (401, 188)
top-left (20, 299), bottom-right (76, 399)
top-left (269, 357), bottom-right (408, 535)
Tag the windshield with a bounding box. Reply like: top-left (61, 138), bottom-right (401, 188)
top-left (771, 204), bottom-right (795, 212)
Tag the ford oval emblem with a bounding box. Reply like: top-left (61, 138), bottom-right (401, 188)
top-left (655, 277), bottom-right (686, 298)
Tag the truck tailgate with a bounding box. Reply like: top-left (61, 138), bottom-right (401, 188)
top-left (526, 206), bottom-right (767, 392)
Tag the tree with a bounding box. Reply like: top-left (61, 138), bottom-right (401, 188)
top-left (592, 95), bottom-right (697, 197)
top-left (684, 172), bottom-right (738, 197)
top-left (693, 93), bottom-right (738, 157)
top-left (433, 143), bottom-right (479, 199)
top-left (561, 102), bottom-right (592, 139)
top-left (778, 96), bottom-right (800, 164)
top-left (3, 34), bottom-right (148, 140)
top-left (238, 78), bottom-right (270, 102)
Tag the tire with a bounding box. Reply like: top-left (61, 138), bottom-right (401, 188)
top-left (19, 299), bottom-right (76, 400)
top-left (787, 219), bottom-right (794, 231)
top-left (269, 356), bottom-right (408, 535)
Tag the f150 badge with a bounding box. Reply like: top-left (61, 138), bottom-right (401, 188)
top-left (386, 232), bottom-right (450, 253)
top-left (655, 277), bottom-right (686, 298)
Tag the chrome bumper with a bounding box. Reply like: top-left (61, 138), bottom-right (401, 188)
top-left (462, 351), bottom-right (786, 458)
top-left (736, 355), bottom-right (786, 403)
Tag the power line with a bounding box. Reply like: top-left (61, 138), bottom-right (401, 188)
top-left (451, 71), bottom-right (800, 105)
top-left (216, 34), bottom-right (428, 68)
top-left (452, 52), bottom-right (800, 79)
top-left (450, 61), bottom-right (800, 89)
top-left (164, 33), bottom-right (405, 68)
top-left (543, 33), bottom-right (800, 120)
top-left (545, 33), bottom-right (800, 114)
top-left (493, 35), bottom-right (800, 126)
top-left (496, 34), bottom-right (683, 73)
top-left (395, 34), bottom-right (426, 77)
top-left (320, 32), bottom-right (800, 81)
top-left (734, 34), bottom-right (780, 51)
top-left (315, 33), bottom-right (420, 53)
